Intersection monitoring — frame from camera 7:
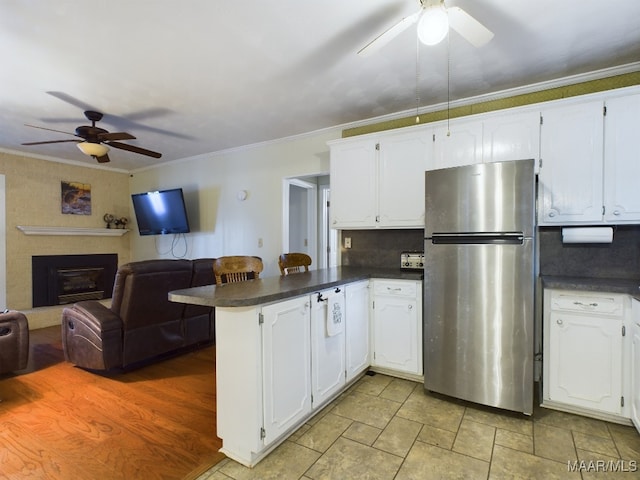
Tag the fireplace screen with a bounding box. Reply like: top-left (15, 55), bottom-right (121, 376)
top-left (32, 254), bottom-right (118, 307)
top-left (57, 267), bottom-right (105, 304)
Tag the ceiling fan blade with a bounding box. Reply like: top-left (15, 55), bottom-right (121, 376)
top-left (46, 91), bottom-right (96, 112)
top-left (24, 123), bottom-right (78, 137)
top-left (95, 153), bottom-right (111, 163)
top-left (98, 132), bottom-right (136, 141)
top-left (22, 139), bottom-right (80, 146)
top-left (107, 141), bottom-right (162, 158)
top-left (447, 6), bottom-right (494, 47)
top-left (358, 10), bottom-right (421, 56)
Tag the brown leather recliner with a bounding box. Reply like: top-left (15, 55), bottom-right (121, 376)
top-left (61, 258), bottom-right (215, 371)
top-left (0, 310), bottom-right (29, 374)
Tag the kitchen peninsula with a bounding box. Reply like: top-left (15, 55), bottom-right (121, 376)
top-left (169, 266), bottom-right (423, 467)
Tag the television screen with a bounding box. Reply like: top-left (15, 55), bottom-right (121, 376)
top-left (131, 188), bottom-right (191, 236)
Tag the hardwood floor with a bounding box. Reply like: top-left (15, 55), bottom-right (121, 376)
top-left (0, 326), bottom-right (224, 480)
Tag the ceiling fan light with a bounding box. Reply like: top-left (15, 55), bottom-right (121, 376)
top-left (77, 142), bottom-right (109, 157)
top-left (417, 5), bottom-right (449, 45)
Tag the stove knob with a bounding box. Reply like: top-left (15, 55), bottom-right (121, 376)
top-left (418, 262), bottom-right (424, 267)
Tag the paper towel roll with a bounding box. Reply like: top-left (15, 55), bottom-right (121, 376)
top-left (562, 227), bottom-right (613, 244)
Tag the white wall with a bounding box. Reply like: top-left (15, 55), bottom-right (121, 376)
top-left (129, 128), bottom-right (339, 277)
top-left (0, 174), bottom-right (5, 309)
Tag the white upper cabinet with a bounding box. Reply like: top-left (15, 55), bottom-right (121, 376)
top-left (377, 130), bottom-right (432, 227)
top-left (329, 127), bottom-right (431, 229)
top-left (329, 138), bottom-right (378, 228)
top-left (538, 89), bottom-right (640, 225)
top-left (482, 109), bottom-right (541, 167)
top-left (432, 118), bottom-right (482, 169)
top-left (603, 94), bottom-right (640, 223)
top-left (538, 100), bottom-right (605, 225)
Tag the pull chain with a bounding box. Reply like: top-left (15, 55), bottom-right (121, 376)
top-left (446, 30), bottom-right (451, 136)
top-left (415, 35), bottom-right (421, 124)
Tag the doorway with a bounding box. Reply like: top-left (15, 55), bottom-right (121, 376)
top-left (283, 175), bottom-right (337, 270)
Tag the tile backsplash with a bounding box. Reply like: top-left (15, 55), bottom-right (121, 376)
top-left (340, 226), bottom-right (640, 279)
top-left (538, 225), bottom-right (640, 279)
top-left (340, 229), bottom-right (423, 269)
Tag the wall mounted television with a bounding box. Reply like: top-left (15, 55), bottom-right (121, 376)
top-left (131, 188), bottom-right (191, 236)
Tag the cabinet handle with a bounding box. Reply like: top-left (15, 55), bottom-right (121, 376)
top-left (408, 305), bottom-right (413, 311)
top-left (613, 210), bottom-right (621, 216)
top-left (573, 301), bottom-right (598, 307)
top-left (557, 319), bottom-right (563, 325)
top-left (387, 287), bottom-right (402, 292)
top-left (548, 212), bottom-right (556, 218)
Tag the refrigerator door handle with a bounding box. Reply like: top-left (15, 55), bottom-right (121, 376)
top-left (430, 233), bottom-right (524, 245)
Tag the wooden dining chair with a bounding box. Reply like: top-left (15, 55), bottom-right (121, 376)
top-left (278, 253), bottom-right (312, 276)
top-left (212, 256), bottom-right (264, 285)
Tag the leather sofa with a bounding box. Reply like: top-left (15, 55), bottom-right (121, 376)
top-left (61, 258), bottom-right (215, 371)
top-left (0, 310), bottom-right (29, 374)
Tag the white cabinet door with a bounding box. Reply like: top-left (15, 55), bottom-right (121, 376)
top-left (632, 299), bottom-right (640, 431)
top-left (432, 118), bottom-right (483, 170)
top-left (548, 310), bottom-right (623, 415)
top-left (310, 288), bottom-right (346, 409)
top-left (482, 109), bottom-right (540, 167)
top-left (262, 296), bottom-right (312, 444)
top-left (378, 131), bottom-right (431, 227)
top-left (603, 94), bottom-right (640, 223)
top-left (372, 280), bottom-right (422, 375)
top-left (345, 280), bottom-right (370, 382)
top-left (538, 100), bottom-right (604, 224)
top-left (329, 139), bottom-right (377, 228)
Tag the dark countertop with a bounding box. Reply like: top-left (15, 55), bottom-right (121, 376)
top-left (541, 275), bottom-right (640, 301)
top-left (169, 266), bottom-right (423, 308)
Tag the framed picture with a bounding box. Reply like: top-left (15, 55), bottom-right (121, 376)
top-left (61, 181), bottom-right (91, 215)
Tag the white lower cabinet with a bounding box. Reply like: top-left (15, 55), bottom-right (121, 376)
top-left (261, 296), bottom-right (312, 444)
top-left (631, 298), bottom-right (640, 430)
top-left (215, 279), bottom-right (381, 467)
top-left (371, 279), bottom-right (422, 376)
top-left (310, 287), bottom-right (346, 409)
top-left (345, 280), bottom-right (370, 382)
top-left (544, 289), bottom-right (629, 419)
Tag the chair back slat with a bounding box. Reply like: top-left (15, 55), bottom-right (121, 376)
top-left (213, 256), bottom-right (263, 285)
top-left (278, 253), bottom-right (312, 276)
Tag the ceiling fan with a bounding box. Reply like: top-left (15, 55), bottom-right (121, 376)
top-left (22, 110), bottom-right (162, 163)
top-left (358, 0), bottom-right (494, 56)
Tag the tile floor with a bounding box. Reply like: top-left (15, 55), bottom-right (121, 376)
top-left (197, 374), bottom-right (640, 479)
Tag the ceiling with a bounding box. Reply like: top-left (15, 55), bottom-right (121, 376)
top-left (1, 1), bottom-right (639, 172)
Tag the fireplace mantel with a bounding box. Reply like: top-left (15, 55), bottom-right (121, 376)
top-left (17, 226), bottom-right (129, 237)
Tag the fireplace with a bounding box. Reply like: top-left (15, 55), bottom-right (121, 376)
top-left (32, 254), bottom-right (118, 307)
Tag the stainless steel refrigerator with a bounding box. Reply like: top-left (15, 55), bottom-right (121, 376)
top-left (424, 159), bottom-right (536, 415)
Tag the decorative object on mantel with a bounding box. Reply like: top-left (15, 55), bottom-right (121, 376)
top-left (61, 181), bottom-right (91, 215)
top-left (114, 217), bottom-right (129, 229)
top-left (16, 226), bottom-right (128, 237)
top-left (103, 213), bottom-right (115, 228)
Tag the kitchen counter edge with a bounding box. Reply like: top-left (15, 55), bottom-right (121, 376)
top-left (541, 275), bottom-right (640, 301)
top-left (169, 267), bottom-right (423, 308)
